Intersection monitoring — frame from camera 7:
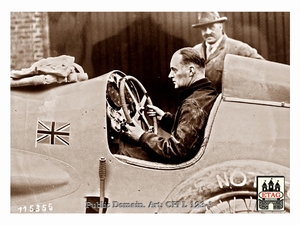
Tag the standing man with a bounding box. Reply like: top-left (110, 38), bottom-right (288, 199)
top-left (192, 12), bottom-right (264, 93)
top-left (121, 47), bottom-right (218, 164)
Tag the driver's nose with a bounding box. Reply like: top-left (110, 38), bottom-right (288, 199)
top-left (168, 72), bottom-right (174, 79)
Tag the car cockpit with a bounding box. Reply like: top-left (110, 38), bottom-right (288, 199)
top-left (105, 71), bottom-right (221, 168)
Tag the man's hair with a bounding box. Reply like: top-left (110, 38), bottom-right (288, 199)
top-left (177, 47), bottom-right (205, 68)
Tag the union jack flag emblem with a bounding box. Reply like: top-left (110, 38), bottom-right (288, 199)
top-left (36, 120), bottom-right (70, 145)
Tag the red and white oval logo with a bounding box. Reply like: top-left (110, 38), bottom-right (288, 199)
top-left (259, 191), bottom-right (284, 199)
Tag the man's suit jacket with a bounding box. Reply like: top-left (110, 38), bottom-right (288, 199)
top-left (194, 34), bottom-right (264, 93)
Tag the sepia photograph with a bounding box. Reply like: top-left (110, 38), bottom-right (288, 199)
top-left (6, 1), bottom-right (296, 222)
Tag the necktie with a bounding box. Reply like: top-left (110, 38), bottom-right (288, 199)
top-left (207, 45), bottom-right (213, 59)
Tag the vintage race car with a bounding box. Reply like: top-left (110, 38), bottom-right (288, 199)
top-left (10, 54), bottom-right (290, 213)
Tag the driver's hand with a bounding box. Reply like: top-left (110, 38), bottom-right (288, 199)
top-left (147, 105), bottom-right (165, 120)
top-left (124, 120), bottom-right (145, 142)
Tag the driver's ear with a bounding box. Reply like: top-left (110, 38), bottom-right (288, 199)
top-left (189, 66), bottom-right (195, 77)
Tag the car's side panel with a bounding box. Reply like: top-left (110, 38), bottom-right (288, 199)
top-left (223, 54), bottom-right (290, 104)
top-left (11, 73), bottom-right (112, 213)
top-left (200, 100), bottom-right (289, 168)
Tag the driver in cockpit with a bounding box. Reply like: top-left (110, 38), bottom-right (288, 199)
top-left (119, 47), bottom-right (218, 164)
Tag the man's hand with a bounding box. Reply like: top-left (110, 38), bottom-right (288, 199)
top-left (124, 119), bottom-right (145, 142)
top-left (147, 105), bottom-right (165, 120)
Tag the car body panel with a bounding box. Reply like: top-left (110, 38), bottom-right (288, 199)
top-left (223, 54), bottom-right (290, 104)
top-left (201, 101), bottom-right (289, 167)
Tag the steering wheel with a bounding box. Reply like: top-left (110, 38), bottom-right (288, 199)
top-left (119, 76), bottom-right (158, 134)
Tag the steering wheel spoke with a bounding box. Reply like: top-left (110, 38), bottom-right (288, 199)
top-left (124, 82), bottom-right (141, 106)
top-left (138, 111), bottom-right (151, 128)
top-left (119, 76), bottom-right (158, 134)
top-left (140, 95), bottom-right (148, 108)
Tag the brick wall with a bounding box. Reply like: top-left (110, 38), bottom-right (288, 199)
top-left (10, 12), bottom-right (50, 70)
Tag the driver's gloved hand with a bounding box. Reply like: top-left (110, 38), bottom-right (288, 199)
top-left (124, 119), bottom-right (145, 142)
top-left (147, 105), bottom-right (165, 120)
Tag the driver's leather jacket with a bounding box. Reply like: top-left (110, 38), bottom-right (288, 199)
top-left (139, 78), bottom-right (218, 164)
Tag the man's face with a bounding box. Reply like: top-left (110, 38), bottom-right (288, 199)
top-left (168, 53), bottom-right (191, 89)
top-left (200, 22), bottom-right (223, 44)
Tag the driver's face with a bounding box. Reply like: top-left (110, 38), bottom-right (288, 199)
top-left (168, 53), bottom-right (191, 89)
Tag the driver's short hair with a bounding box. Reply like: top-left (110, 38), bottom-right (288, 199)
top-left (177, 47), bottom-right (205, 68)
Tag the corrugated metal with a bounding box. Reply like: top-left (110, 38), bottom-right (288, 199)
top-left (48, 12), bottom-right (290, 112)
top-left (48, 12), bottom-right (289, 73)
top-left (220, 12), bottom-right (290, 64)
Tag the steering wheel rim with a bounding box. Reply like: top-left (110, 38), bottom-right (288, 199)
top-left (119, 76), bottom-right (158, 134)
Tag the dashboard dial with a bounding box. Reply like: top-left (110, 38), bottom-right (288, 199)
top-left (107, 82), bottom-right (122, 110)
